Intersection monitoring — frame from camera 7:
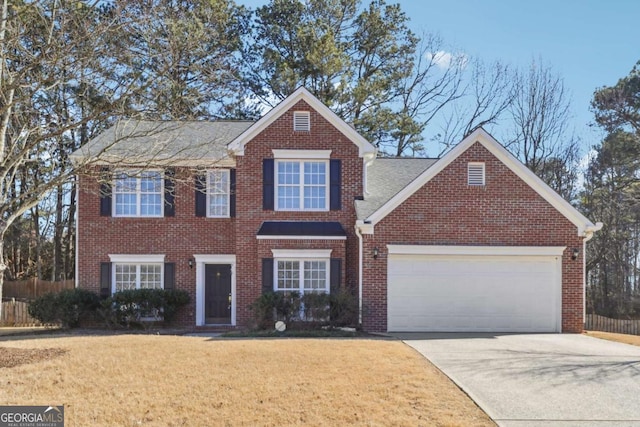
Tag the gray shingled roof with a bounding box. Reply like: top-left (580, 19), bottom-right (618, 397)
top-left (356, 158), bottom-right (438, 220)
top-left (70, 120), bottom-right (254, 165)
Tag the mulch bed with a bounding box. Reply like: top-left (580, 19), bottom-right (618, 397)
top-left (0, 347), bottom-right (67, 368)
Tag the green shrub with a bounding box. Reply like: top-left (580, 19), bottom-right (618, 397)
top-left (301, 292), bottom-right (330, 321)
top-left (250, 290), bottom-right (358, 330)
top-left (249, 291), bottom-right (301, 329)
top-left (328, 289), bottom-right (359, 327)
top-left (99, 288), bottom-right (190, 329)
top-left (28, 288), bottom-right (101, 328)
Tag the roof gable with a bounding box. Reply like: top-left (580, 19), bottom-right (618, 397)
top-left (363, 128), bottom-right (601, 237)
top-left (228, 87), bottom-right (376, 159)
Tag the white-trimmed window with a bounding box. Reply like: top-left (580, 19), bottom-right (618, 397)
top-left (468, 162), bottom-right (485, 186)
top-left (113, 170), bottom-right (163, 217)
top-left (207, 169), bottom-right (230, 217)
top-left (272, 249), bottom-right (331, 295)
top-left (276, 160), bottom-right (328, 211)
top-left (275, 260), bottom-right (329, 294)
top-left (293, 111), bottom-right (310, 131)
top-left (109, 255), bottom-right (165, 293)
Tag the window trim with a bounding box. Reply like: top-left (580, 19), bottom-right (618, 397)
top-left (108, 254), bottom-right (166, 293)
top-left (271, 249), bottom-right (332, 258)
top-left (112, 169), bottom-right (164, 218)
top-left (275, 159), bottom-right (329, 211)
top-left (206, 169), bottom-right (231, 218)
top-left (272, 149), bottom-right (331, 159)
top-left (273, 258), bottom-right (330, 295)
top-left (467, 162), bottom-right (486, 186)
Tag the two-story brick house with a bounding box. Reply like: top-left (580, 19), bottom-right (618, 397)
top-left (72, 87), bottom-right (601, 333)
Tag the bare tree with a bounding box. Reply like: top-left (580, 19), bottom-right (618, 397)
top-left (0, 0), bottom-right (160, 316)
top-left (357, 33), bottom-right (467, 156)
top-left (507, 59), bottom-right (580, 199)
top-left (436, 59), bottom-right (513, 153)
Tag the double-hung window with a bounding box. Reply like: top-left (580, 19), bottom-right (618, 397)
top-left (275, 260), bottom-right (328, 294)
top-left (207, 170), bottom-right (230, 217)
top-left (110, 255), bottom-right (165, 293)
top-left (114, 264), bottom-right (163, 291)
top-left (276, 160), bottom-right (328, 211)
top-left (113, 170), bottom-right (163, 217)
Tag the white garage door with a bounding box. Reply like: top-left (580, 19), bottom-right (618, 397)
top-left (387, 246), bottom-right (564, 333)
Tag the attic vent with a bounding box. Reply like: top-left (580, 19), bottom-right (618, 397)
top-left (293, 111), bottom-right (310, 131)
top-left (468, 162), bottom-right (485, 186)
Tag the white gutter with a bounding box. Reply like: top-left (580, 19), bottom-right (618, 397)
top-left (354, 224), bottom-right (364, 326)
top-left (584, 222), bottom-right (603, 242)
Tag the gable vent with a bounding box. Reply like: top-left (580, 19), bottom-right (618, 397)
top-left (468, 162), bottom-right (485, 186)
top-left (293, 111), bottom-right (310, 131)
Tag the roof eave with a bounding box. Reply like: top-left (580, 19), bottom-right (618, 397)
top-left (70, 154), bottom-right (236, 168)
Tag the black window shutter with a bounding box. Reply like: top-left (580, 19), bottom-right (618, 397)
top-left (262, 258), bottom-right (274, 294)
top-left (164, 168), bottom-right (175, 217)
top-left (229, 169), bottom-right (236, 218)
top-left (100, 262), bottom-right (112, 297)
top-left (263, 159), bottom-right (274, 210)
top-left (330, 159), bottom-right (341, 210)
top-left (99, 167), bottom-right (112, 216)
top-left (330, 258), bottom-right (341, 295)
top-left (164, 263), bottom-right (175, 290)
top-left (195, 174), bottom-right (207, 217)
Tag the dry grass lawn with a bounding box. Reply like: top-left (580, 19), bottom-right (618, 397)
top-left (0, 334), bottom-right (494, 427)
top-left (585, 330), bottom-right (640, 347)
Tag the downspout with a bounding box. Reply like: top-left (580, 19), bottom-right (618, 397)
top-left (582, 222), bottom-right (603, 324)
top-left (74, 174), bottom-right (79, 288)
top-left (355, 224), bottom-right (363, 326)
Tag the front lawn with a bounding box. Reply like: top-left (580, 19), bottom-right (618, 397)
top-left (585, 330), bottom-right (640, 347)
top-left (0, 334), bottom-right (494, 426)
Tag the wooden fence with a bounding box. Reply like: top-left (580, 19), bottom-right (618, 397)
top-left (585, 313), bottom-right (640, 336)
top-left (1, 299), bottom-right (46, 326)
top-left (3, 279), bottom-right (75, 300)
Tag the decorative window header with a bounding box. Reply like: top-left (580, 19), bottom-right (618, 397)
top-left (271, 249), bottom-right (332, 259)
top-left (272, 149), bottom-right (331, 159)
top-left (109, 254), bottom-right (166, 263)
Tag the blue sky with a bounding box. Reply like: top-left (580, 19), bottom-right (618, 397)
top-left (240, 0), bottom-right (640, 151)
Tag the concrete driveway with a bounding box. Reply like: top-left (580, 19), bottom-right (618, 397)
top-left (400, 333), bottom-right (640, 427)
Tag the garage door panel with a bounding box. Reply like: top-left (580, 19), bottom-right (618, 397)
top-left (387, 251), bottom-right (561, 333)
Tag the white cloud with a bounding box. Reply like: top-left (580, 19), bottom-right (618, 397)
top-left (425, 50), bottom-right (468, 70)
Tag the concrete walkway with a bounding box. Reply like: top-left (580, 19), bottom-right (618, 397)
top-left (400, 333), bottom-right (640, 427)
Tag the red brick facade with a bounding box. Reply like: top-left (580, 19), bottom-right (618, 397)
top-left (360, 142), bottom-right (585, 333)
top-left (76, 92), bottom-right (593, 333)
top-left (234, 100), bottom-right (362, 324)
top-left (77, 169), bottom-right (235, 325)
top-left (77, 100), bottom-right (364, 328)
